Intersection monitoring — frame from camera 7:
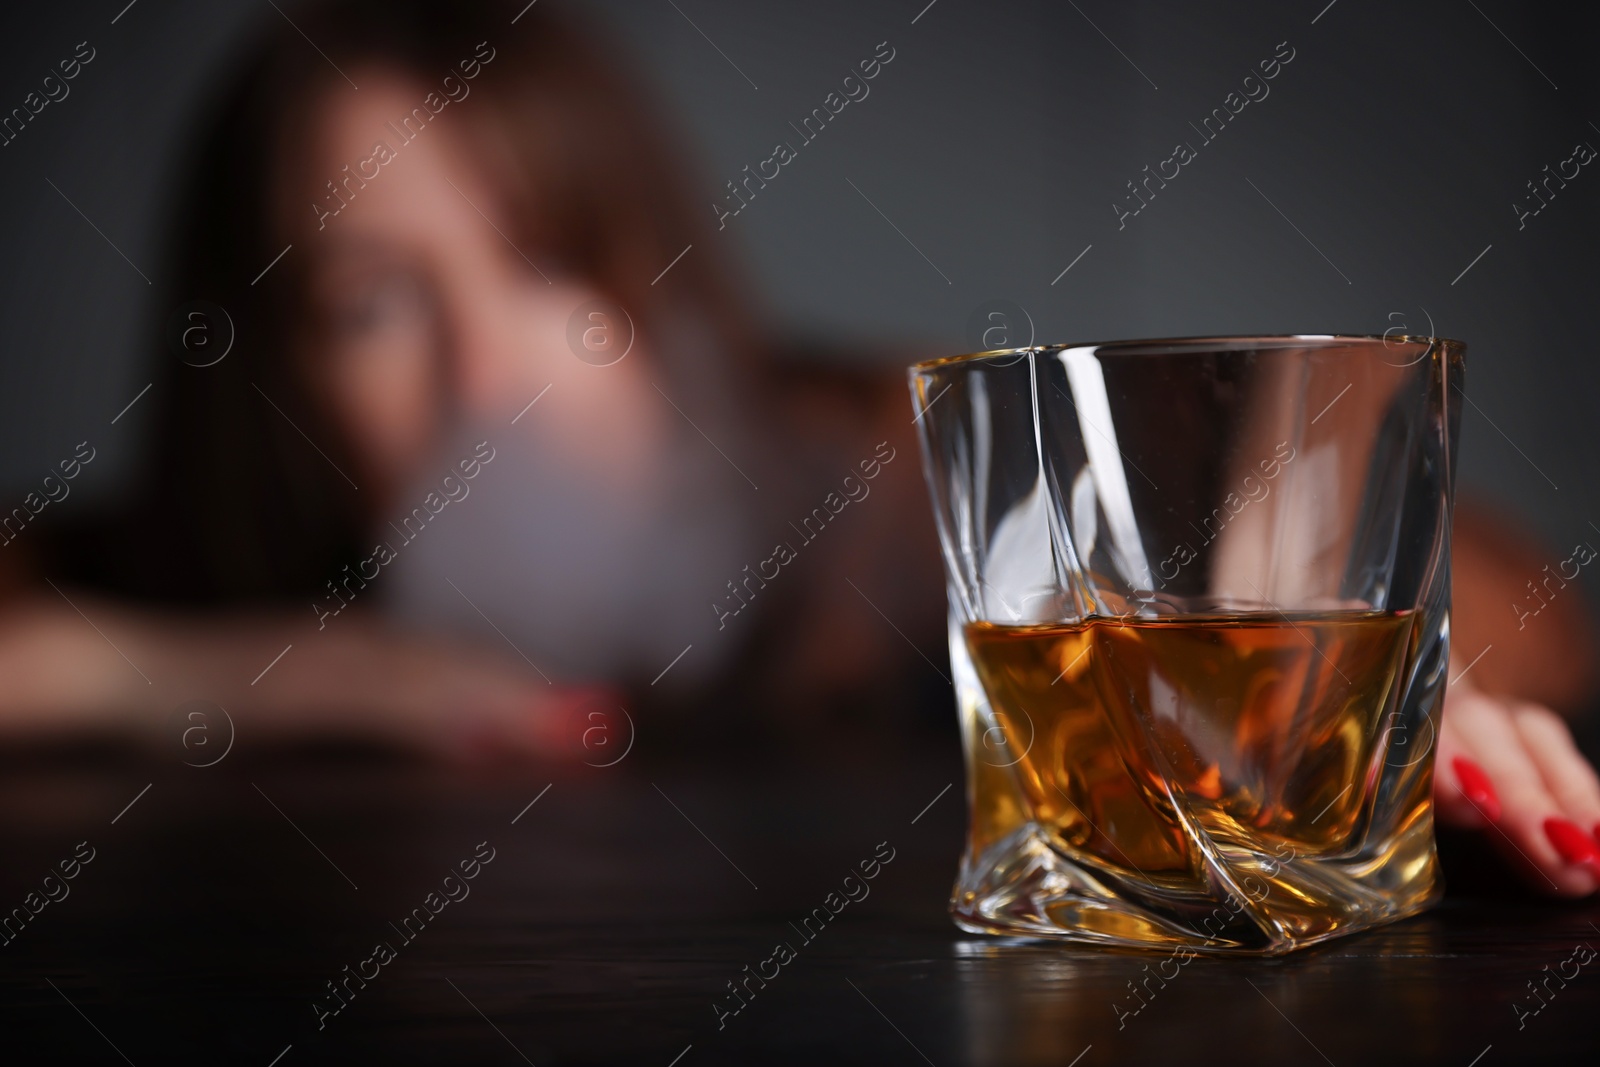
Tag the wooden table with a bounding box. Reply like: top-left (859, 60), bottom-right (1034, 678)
top-left (2, 740), bottom-right (1596, 1065)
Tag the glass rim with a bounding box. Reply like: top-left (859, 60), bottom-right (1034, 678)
top-left (909, 333), bottom-right (1467, 373)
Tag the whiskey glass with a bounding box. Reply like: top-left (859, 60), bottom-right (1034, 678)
top-left (909, 335), bottom-right (1464, 955)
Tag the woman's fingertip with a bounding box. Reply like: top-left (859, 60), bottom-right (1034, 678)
top-left (1543, 816), bottom-right (1600, 867)
top-left (1450, 756), bottom-right (1502, 823)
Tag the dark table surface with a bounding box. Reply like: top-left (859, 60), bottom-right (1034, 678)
top-left (2, 737), bottom-right (1597, 1066)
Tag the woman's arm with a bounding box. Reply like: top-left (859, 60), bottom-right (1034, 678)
top-left (0, 591), bottom-right (597, 762)
top-left (1435, 501), bottom-right (1600, 894)
top-left (1450, 498), bottom-right (1599, 714)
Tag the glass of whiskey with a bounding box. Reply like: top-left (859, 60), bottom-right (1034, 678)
top-left (909, 335), bottom-right (1464, 954)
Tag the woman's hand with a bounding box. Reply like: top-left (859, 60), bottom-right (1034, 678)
top-left (1435, 671), bottom-right (1600, 896)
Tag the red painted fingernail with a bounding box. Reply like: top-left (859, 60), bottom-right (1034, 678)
top-left (1593, 822), bottom-right (1600, 849)
top-left (1451, 757), bottom-right (1501, 822)
top-left (1544, 817), bottom-right (1600, 866)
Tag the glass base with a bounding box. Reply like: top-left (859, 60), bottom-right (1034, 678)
top-left (950, 820), bottom-right (1442, 956)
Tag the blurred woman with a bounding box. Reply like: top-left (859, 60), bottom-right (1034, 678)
top-left (0, 0), bottom-right (938, 758)
top-left (0, 0), bottom-right (1593, 894)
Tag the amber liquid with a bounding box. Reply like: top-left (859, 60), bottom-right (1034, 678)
top-left (964, 612), bottom-right (1414, 880)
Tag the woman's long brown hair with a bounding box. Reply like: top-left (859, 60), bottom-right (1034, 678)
top-left (43, 0), bottom-right (762, 605)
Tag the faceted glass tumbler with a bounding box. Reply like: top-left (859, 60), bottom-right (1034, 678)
top-left (909, 335), bottom-right (1464, 955)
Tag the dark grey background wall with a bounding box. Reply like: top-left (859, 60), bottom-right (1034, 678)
top-left (1, 0), bottom-right (1595, 561)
